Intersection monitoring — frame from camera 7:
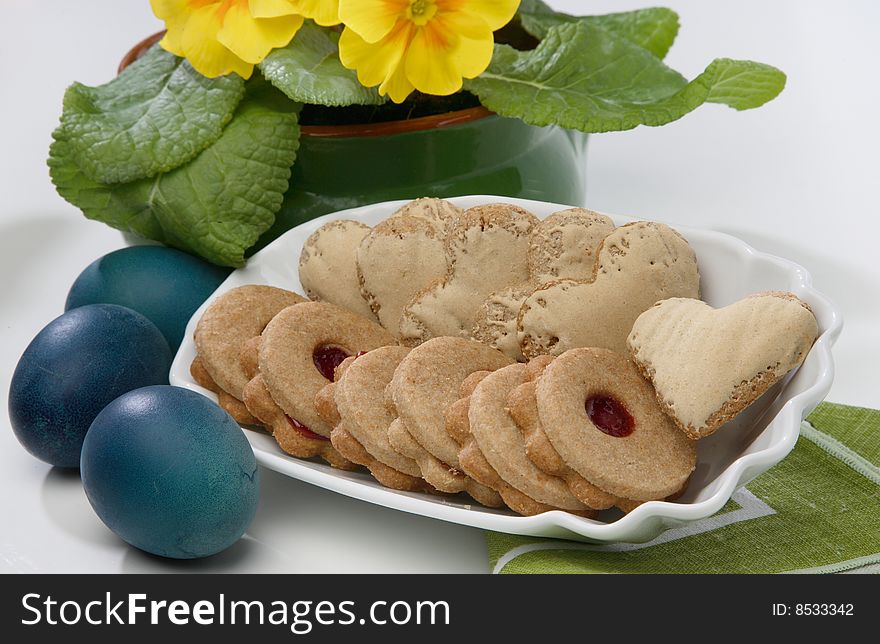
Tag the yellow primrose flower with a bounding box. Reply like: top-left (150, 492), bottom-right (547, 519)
top-left (338, 0), bottom-right (520, 103)
top-left (151, 0), bottom-right (313, 79)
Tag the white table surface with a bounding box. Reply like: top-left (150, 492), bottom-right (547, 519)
top-left (1, 0), bottom-right (878, 573)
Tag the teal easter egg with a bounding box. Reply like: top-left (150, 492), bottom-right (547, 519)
top-left (65, 246), bottom-right (230, 351)
top-left (8, 304), bottom-right (172, 468)
top-left (80, 386), bottom-right (260, 559)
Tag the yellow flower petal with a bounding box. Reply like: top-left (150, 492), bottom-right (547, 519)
top-left (381, 62), bottom-right (416, 103)
top-left (339, 21), bottom-right (410, 88)
top-left (152, 0), bottom-right (191, 54)
top-left (218, 3), bottom-right (304, 64)
top-left (249, 0), bottom-right (299, 18)
top-left (439, 0), bottom-right (519, 31)
top-left (338, 0), bottom-right (409, 43)
top-left (433, 4), bottom-right (490, 39)
top-left (159, 30), bottom-right (186, 57)
top-left (404, 22), bottom-right (461, 96)
top-left (150, 0), bottom-right (190, 20)
top-left (181, 4), bottom-right (255, 78)
top-left (290, 0), bottom-right (341, 26)
top-left (430, 10), bottom-right (494, 77)
top-left (453, 32), bottom-right (494, 79)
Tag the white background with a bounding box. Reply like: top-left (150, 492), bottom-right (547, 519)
top-left (0, 1), bottom-right (877, 573)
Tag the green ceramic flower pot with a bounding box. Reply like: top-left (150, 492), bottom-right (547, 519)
top-left (254, 106), bottom-right (588, 249)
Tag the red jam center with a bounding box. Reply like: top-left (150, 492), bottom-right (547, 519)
top-left (585, 395), bottom-right (635, 437)
top-left (312, 345), bottom-right (351, 381)
top-left (286, 416), bottom-right (329, 442)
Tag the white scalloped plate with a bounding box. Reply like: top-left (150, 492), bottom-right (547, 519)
top-left (170, 196), bottom-right (842, 543)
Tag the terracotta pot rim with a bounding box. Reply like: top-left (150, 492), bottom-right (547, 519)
top-left (119, 31), bottom-right (495, 139)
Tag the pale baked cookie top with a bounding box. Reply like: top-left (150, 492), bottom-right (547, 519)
top-left (627, 292), bottom-right (818, 438)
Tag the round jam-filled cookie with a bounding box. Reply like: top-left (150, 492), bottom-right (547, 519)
top-left (389, 197), bottom-right (462, 233)
top-left (357, 216), bottom-right (447, 337)
top-left (466, 364), bottom-right (590, 512)
top-left (259, 302), bottom-right (395, 438)
top-left (242, 372), bottom-right (353, 469)
top-left (507, 378), bottom-right (619, 511)
top-left (313, 355), bottom-right (358, 430)
top-left (399, 204), bottom-right (537, 345)
top-left (535, 347), bottom-right (696, 501)
top-left (628, 292), bottom-right (818, 439)
top-left (299, 220), bottom-right (376, 320)
top-left (331, 346), bottom-right (429, 488)
top-left (194, 285), bottom-right (306, 400)
top-left (527, 208), bottom-right (615, 281)
top-left (238, 336), bottom-right (262, 382)
top-left (519, 222), bottom-right (700, 358)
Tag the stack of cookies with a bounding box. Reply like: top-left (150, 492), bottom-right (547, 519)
top-left (189, 199), bottom-right (820, 518)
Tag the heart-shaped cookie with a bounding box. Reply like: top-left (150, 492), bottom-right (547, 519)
top-left (357, 216), bottom-right (447, 337)
top-left (399, 204), bottom-right (537, 345)
top-left (471, 208), bottom-right (614, 361)
top-left (627, 292), bottom-right (819, 439)
top-left (299, 219), bottom-right (376, 321)
top-left (518, 221), bottom-right (700, 358)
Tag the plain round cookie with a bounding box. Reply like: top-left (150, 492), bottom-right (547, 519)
top-left (467, 363), bottom-right (589, 511)
top-left (259, 302), bottom-right (395, 437)
top-left (194, 285), bottom-right (306, 400)
top-left (389, 336), bottom-right (513, 469)
top-left (299, 219), bottom-right (375, 320)
top-left (357, 216), bottom-right (447, 336)
top-left (535, 347), bottom-right (696, 501)
top-left (506, 371), bottom-right (619, 511)
top-left (334, 346), bottom-right (423, 478)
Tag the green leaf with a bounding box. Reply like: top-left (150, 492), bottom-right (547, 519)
top-left (49, 92), bottom-right (300, 267)
top-left (518, 2), bottom-right (680, 59)
top-left (466, 22), bottom-right (786, 134)
top-left (57, 44), bottom-right (245, 185)
top-left (260, 21), bottom-right (384, 106)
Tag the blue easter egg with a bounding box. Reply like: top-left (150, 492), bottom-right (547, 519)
top-left (81, 386), bottom-right (260, 559)
top-left (65, 245), bottom-right (230, 351)
top-left (8, 304), bottom-right (172, 468)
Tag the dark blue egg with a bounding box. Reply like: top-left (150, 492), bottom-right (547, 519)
top-left (8, 304), bottom-right (172, 467)
top-left (81, 386), bottom-right (259, 559)
top-left (65, 245), bottom-right (230, 351)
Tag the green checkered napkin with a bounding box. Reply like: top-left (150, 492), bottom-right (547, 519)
top-left (487, 403), bottom-right (880, 574)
